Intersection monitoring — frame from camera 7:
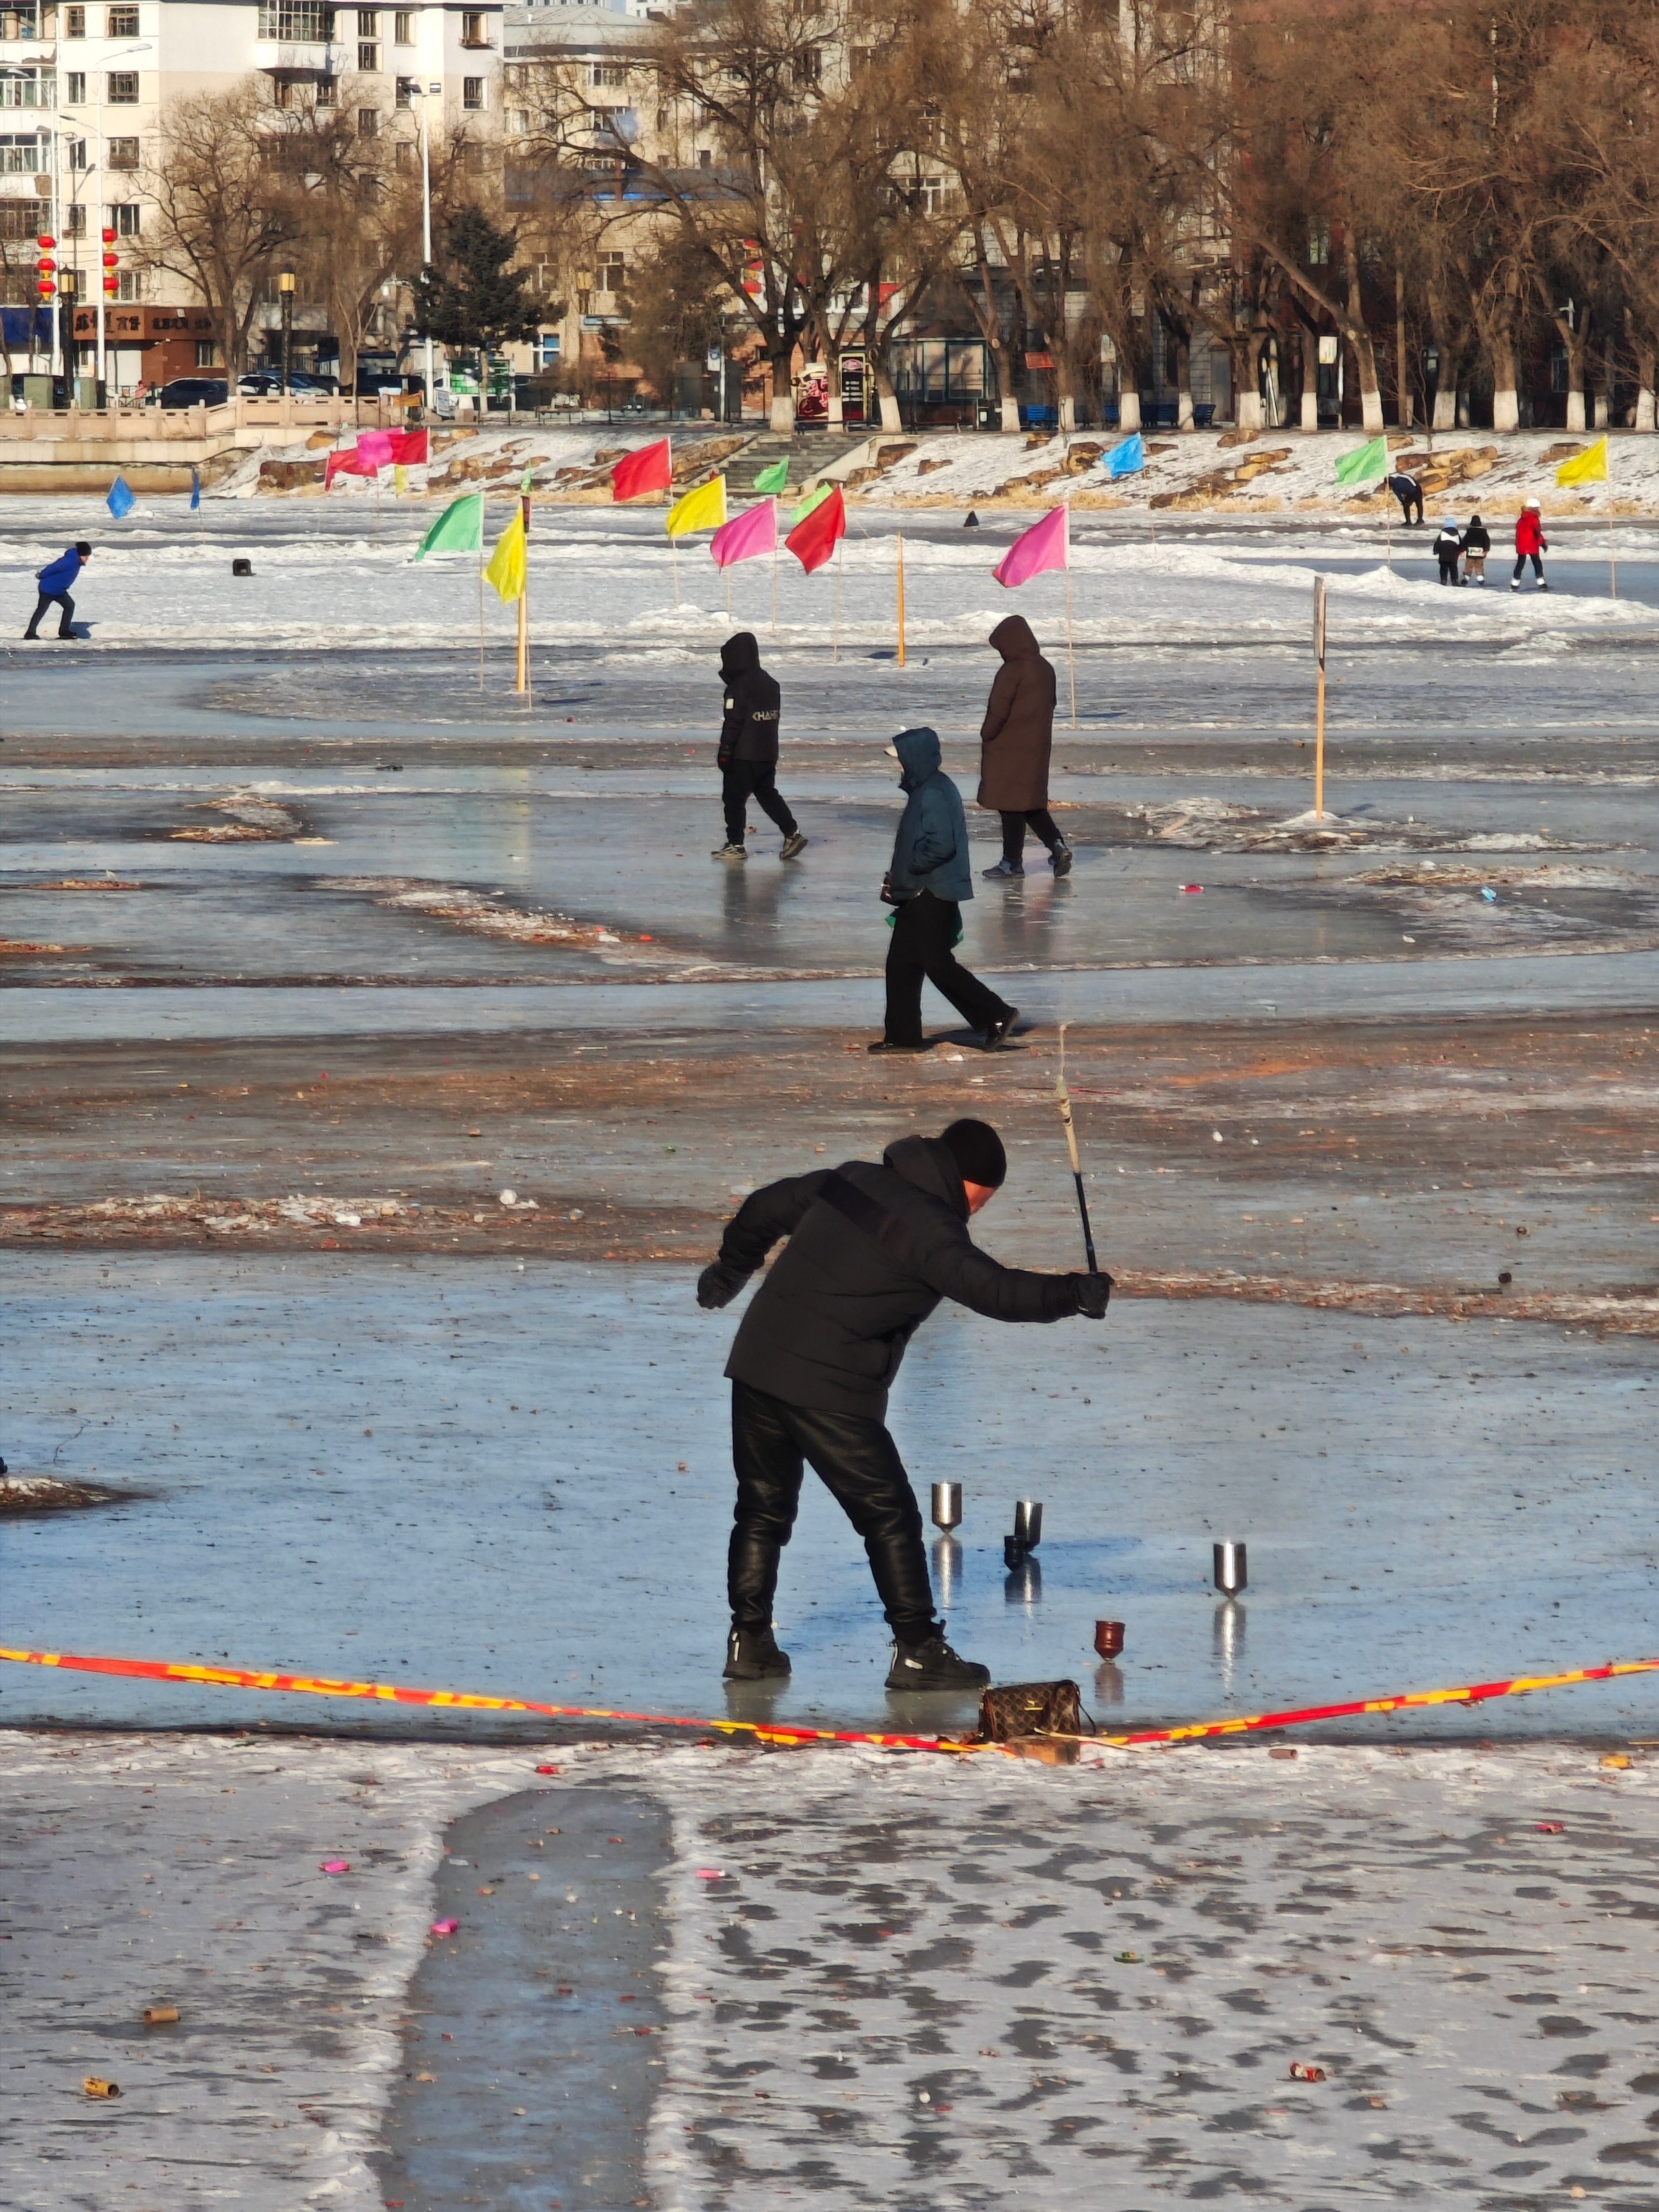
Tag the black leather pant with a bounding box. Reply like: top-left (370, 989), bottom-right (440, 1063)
top-left (729, 1380), bottom-right (940, 1642)
top-left (884, 890), bottom-right (1012, 1046)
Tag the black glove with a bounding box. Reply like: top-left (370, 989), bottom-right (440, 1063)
top-left (717, 752), bottom-right (731, 770)
top-left (1072, 1271), bottom-right (1113, 1319)
top-left (697, 1261), bottom-right (750, 1311)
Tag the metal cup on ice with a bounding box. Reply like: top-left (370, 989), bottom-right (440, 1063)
top-left (1213, 1540), bottom-right (1247, 1596)
top-left (930, 1481), bottom-right (962, 1532)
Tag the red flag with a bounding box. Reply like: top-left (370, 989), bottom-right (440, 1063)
top-left (323, 446), bottom-right (370, 488)
top-left (611, 438), bottom-right (672, 501)
top-left (784, 483), bottom-right (846, 575)
top-left (388, 427), bottom-right (429, 467)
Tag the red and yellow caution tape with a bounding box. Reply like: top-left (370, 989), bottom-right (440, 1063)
top-left (1, 1645), bottom-right (1653, 1755)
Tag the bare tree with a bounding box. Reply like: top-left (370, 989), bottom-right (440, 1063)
top-left (139, 79), bottom-right (301, 374)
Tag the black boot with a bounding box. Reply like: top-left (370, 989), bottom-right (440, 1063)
top-left (724, 1626), bottom-right (791, 1681)
top-left (885, 1633), bottom-right (990, 1692)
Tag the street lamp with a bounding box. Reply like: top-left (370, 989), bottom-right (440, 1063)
top-left (419, 80), bottom-right (441, 409)
top-left (278, 270), bottom-right (296, 395)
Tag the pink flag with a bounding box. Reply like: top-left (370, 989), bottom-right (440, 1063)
top-left (355, 429), bottom-right (395, 471)
top-left (710, 497), bottom-right (777, 569)
top-left (993, 504), bottom-right (1069, 588)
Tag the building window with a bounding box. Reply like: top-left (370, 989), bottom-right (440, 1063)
top-left (65, 201), bottom-right (87, 234)
top-left (64, 3), bottom-right (85, 32)
top-left (107, 70), bottom-right (139, 100)
top-left (460, 10), bottom-right (487, 45)
top-left (106, 133), bottom-right (139, 166)
top-left (196, 339), bottom-right (223, 368)
top-left (357, 39), bottom-right (378, 68)
top-left (117, 267), bottom-right (142, 301)
top-left (106, 3), bottom-right (139, 32)
top-left (505, 106), bottom-right (528, 135)
top-left (315, 73), bottom-right (336, 103)
top-left (257, 3), bottom-right (337, 41)
top-left (596, 249), bottom-right (623, 292)
top-left (61, 70), bottom-right (86, 103)
top-left (393, 7), bottom-right (413, 37)
top-left (697, 145), bottom-right (711, 166)
top-left (356, 6), bottom-right (377, 29)
top-left (532, 331), bottom-right (558, 370)
top-left (394, 74), bottom-right (415, 105)
top-left (1307, 225), bottom-right (1330, 266)
top-left (394, 136), bottom-right (414, 165)
top-left (357, 104), bottom-right (377, 133)
top-left (66, 134), bottom-right (87, 166)
top-left (112, 200), bottom-right (140, 232)
top-left (462, 73), bottom-right (483, 106)
top-left (0, 136), bottom-right (40, 170)
top-left (589, 61), bottom-right (624, 86)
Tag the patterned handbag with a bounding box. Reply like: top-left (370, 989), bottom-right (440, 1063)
top-left (975, 1679), bottom-right (1093, 1742)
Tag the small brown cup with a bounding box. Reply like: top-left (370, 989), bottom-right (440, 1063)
top-left (1094, 1620), bottom-right (1125, 1658)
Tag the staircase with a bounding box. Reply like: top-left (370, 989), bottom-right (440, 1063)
top-left (725, 428), bottom-right (869, 496)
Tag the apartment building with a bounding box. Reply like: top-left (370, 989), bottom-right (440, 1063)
top-left (0, 0), bottom-right (502, 389)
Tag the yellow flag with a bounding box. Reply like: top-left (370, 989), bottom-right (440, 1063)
top-left (1555, 436), bottom-right (1608, 487)
top-left (484, 510), bottom-right (526, 603)
top-left (665, 474), bottom-right (727, 538)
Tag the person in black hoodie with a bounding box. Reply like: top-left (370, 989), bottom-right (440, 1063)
top-left (1433, 516), bottom-right (1465, 585)
top-left (712, 630), bottom-right (807, 861)
top-left (698, 1117), bottom-right (1110, 1690)
top-left (1462, 513), bottom-right (1491, 585)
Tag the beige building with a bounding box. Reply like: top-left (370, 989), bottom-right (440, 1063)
top-left (0, 0), bottom-right (503, 388)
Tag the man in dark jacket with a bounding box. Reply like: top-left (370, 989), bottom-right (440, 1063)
top-left (874, 726), bottom-right (1017, 1056)
top-left (24, 540), bottom-right (91, 640)
top-left (712, 630), bottom-right (807, 861)
top-left (977, 614), bottom-right (1071, 879)
top-left (1386, 468), bottom-right (1423, 526)
top-left (698, 1116), bottom-right (1111, 1690)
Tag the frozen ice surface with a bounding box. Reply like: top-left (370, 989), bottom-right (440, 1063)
top-left (5, 1727), bottom-right (1656, 2210)
top-left (4, 1255), bottom-right (1655, 1739)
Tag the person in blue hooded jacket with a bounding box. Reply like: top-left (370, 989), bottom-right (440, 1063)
top-left (872, 726), bottom-right (1018, 1055)
top-left (24, 541), bottom-right (91, 640)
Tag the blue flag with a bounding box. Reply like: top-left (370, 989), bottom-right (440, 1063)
top-left (1107, 433), bottom-right (1145, 478)
top-left (190, 467), bottom-right (201, 511)
top-left (107, 473), bottom-right (137, 518)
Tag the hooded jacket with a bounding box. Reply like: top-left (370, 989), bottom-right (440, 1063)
top-left (1463, 520), bottom-right (1491, 555)
top-left (1433, 522), bottom-right (1464, 562)
top-left (887, 726), bottom-right (973, 905)
top-left (1515, 508), bottom-right (1546, 557)
top-left (36, 547), bottom-right (85, 597)
top-left (720, 1133), bottom-right (1083, 1417)
top-left (718, 631), bottom-right (782, 766)
top-left (977, 615), bottom-right (1057, 812)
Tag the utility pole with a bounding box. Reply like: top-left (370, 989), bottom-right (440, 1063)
top-left (279, 269), bottom-right (295, 395)
top-left (421, 81), bottom-right (440, 410)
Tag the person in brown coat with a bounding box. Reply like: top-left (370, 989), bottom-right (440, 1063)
top-left (977, 615), bottom-right (1073, 879)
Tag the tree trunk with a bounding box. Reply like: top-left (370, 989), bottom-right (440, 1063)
top-left (1175, 333), bottom-right (1193, 429)
top-left (1456, 387), bottom-right (1471, 429)
top-left (1299, 328), bottom-right (1318, 430)
top-left (1489, 327), bottom-right (1520, 433)
top-left (986, 338), bottom-right (1019, 430)
top-left (1633, 336), bottom-right (1656, 432)
top-left (1340, 234), bottom-right (1384, 435)
top-left (768, 338), bottom-right (795, 433)
top-left (1394, 269), bottom-right (1411, 428)
top-left (1433, 383), bottom-right (1456, 430)
top-left (871, 349), bottom-right (902, 431)
top-left (1117, 385), bottom-right (1142, 433)
top-left (1231, 333), bottom-right (1264, 430)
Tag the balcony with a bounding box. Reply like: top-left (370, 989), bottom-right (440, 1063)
top-left (254, 42), bottom-right (339, 72)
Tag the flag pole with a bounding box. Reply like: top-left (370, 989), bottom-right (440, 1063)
top-left (771, 545), bottom-right (778, 634)
top-left (1063, 559), bottom-right (1078, 729)
top-left (896, 531), bottom-right (906, 667)
top-left (477, 520), bottom-right (486, 693)
top-left (1313, 575), bottom-right (1328, 818)
top-left (1608, 515), bottom-right (1617, 601)
top-left (672, 536), bottom-right (680, 607)
top-left (834, 541), bottom-right (842, 664)
top-left (516, 488), bottom-right (529, 698)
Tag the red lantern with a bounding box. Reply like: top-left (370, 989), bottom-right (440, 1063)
top-left (104, 277), bottom-right (119, 295)
top-left (102, 226), bottom-right (118, 245)
top-left (36, 233), bottom-right (55, 250)
top-left (103, 252), bottom-right (119, 269)
top-left (37, 280), bottom-right (55, 298)
top-left (36, 255), bottom-right (55, 274)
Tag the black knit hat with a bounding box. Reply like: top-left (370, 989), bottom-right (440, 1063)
top-left (940, 1118), bottom-right (1007, 1190)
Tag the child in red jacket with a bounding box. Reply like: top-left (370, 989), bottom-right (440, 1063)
top-left (1512, 500), bottom-right (1548, 591)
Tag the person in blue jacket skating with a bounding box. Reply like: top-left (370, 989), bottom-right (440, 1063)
top-left (870, 725), bottom-right (1019, 1056)
top-left (24, 541), bottom-right (91, 639)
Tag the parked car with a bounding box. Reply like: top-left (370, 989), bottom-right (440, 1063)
top-left (154, 376), bottom-right (230, 408)
top-left (237, 369), bottom-right (339, 398)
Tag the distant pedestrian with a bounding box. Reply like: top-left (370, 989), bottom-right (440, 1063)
top-left (872, 726), bottom-right (1017, 1056)
top-left (1387, 466), bottom-right (1424, 525)
top-left (1433, 517), bottom-right (1465, 585)
top-left (23, 539), bottom-right (90, 640)
top-left (711, 630), bottom-right (806, 862)
top-left (1462, 514), bottom-right (1491, 585)
top-left (1511, 499), bottom-right (1548, 591)
top-left (977, 615), bottom-right (1072, 880)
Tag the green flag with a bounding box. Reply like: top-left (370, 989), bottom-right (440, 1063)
top-left (753, 458), bottom-right (790, 495)
top-left (414, 491), bottom-right (485, 558)
top-left (521, 468), bottom-right (536, 495)
top-left (790, 479), bottom-right (835, 524)
top-left (1334, 435), bottom-right (1388, 488)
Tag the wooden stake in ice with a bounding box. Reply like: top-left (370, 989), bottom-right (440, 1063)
top-left (1063, 558), bottom-right (1078, 729)
top-left (1313, 574), bottom-right (1329, 818)
top-left (896, 531), bottom-right (906, 667)
top-left (516, 488), bottom-right (530, 700)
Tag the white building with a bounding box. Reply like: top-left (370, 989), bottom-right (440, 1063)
top-left (1, 0), bottom-right (503, 387)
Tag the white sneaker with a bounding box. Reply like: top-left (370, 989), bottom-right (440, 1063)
top-left (1509, 579), bottom-right (1520, 591)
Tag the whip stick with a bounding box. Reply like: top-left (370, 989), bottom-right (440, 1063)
top-left (1055, 1021), bottom-right (1098, 1273)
